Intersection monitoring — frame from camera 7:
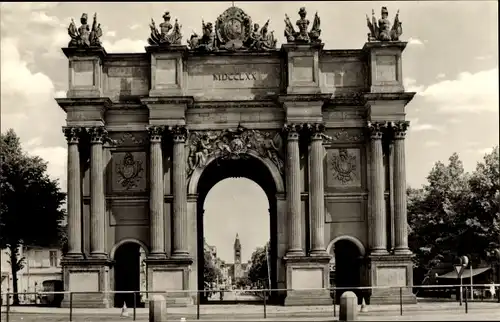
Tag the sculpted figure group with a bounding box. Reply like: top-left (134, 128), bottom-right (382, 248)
top-left (186, 125), bottom-right (284, 177)
top-left (67, 6), bottom-right (403, 50)
top-left (366, 7), bottom-right (403, 42)
top-left (68, 13), bottom-right (102, 48)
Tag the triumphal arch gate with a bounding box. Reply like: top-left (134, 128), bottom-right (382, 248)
top-left (58, 6), bottom-right (416, 307)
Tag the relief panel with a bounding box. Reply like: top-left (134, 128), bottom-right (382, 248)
top-left (325, 200), bottom-right (363, 222)
top-left (320, 61), bottom-right (365, 89)
top-left (375, 55), bottom-right (397, 82)
top-left (155, 59), bottom-right (177, 86)
top-left (110, 132), bottom-right (147, 147)
top-left (291, 56), bottom-right (314, 82)
top-left (325, 148), bottom-right (362, 188)
top-left (376, 267), bottom-right (407, 287)
top-left (111, 152), bottom-right (147, 192)
top-left (72, 60), bottom-right (94, 87)
top-left (109, 203), bottom-right (148, 226)
top-left (105, 65), bottom-right (149, 99)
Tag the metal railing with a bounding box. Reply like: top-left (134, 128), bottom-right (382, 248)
top-left (1, 284), bottom-right (499, 321)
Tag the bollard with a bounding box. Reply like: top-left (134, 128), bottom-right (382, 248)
top-left (149, 294), bottom-right (167, 322)
top-left (69, 292), bottom-right (73, 322)
top-left (133, 292), bottom-right (137, 321)
top-left (339, 291), bottom-right (358, 321)
top-left (399, 287), bottom-right (403, 316)
top-left (196, 292), bottom-right (200, 320)
top-left (464, 287), bottom-right (468, 314)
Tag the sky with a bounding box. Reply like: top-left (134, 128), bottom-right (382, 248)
top-left (0, 1), bottom-right (498, 263)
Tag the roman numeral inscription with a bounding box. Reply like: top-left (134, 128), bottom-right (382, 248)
top-left (212, 72), bottom-right (258, 81)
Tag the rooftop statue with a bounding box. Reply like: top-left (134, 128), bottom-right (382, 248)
top-left (284, 7), bottom-right (321, 44)
top-left (68, 13), bottom-right (102, 48)
top-left (148, 11), bottom-right (182, 47)
top-left (187, 6), bottom-right (277, 52)
top-left (366, 7), bottom-right (403, 42)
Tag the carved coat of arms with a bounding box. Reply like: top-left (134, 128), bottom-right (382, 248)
top-left (330, 149), bottom-right (357, 184)
top-left (116, 152), bottom-right (144, 190)
top-left (215, 7), bottom-right (252, 50)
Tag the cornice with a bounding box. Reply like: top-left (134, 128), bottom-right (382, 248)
top-left (56, 97), bottom-right (112, 112)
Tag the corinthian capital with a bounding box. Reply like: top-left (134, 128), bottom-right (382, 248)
top-left (62, 126), bottom-right (83, 144)
top-left (86, 126), bottom-right (108, 144)
top-left (147, 125), bottom-right (166, 143)
top-left (304, 123), bottom-right (326, 140)
top-left (390, 121), bottom-right (410, 139)
top-left (282, 123), bottom-right (303, 140)
top-left (169, 125), bottom-right (188, 143)
top-left (366, 121), bottom-right (388, 140)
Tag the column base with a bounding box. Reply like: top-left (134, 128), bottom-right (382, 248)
top-left (283, 255), bottom-right (332, 306)
top-left (145, 257), bottom-right (194, 307)
top-left (367, 253), bottom-right (416, 305)
top-left (61, 257), bottom-right (111, 308)
top-left (394, 248), bottom-right (412, 256)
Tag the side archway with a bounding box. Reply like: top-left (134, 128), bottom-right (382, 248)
top-left (111, 239), bottom-right (148, 308)
top-left (110, 238), bottom-right (149, 259)
top-left (326, 235), bottom-right (366, 257)
top-left (327, 235), bottom-right (366, 304)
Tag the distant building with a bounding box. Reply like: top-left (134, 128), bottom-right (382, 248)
top-left (227, 234), bottom-right (249, 285)
top-left (1, 246), bottom-right (62, 304)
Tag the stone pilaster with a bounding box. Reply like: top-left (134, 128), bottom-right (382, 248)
top-left (171, 125), bottom-right (190, 258)
top-left (87, 126), bottom-right (108, 258)
top-left (306, 123), bottom-right (328, 256)
top-left (147, 126), bottom-right (166, 258)
top-left (63, 127), bottom-right (83, 258)
top-left (367, 121), bottom-right (389, 255)
top-left (390, 121), bottom-right (412, 255)
top-left (283, 123), bottom-right (304, 257)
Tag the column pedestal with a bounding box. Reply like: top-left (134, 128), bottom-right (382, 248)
top-left (61, 258), bottom-right (111, 308)
top-left (367, 254), bottom-right (416, 304)
top-left (284, 255), bottom-right (332, 306)
top-left (145, 258), bottom-right (193, 307)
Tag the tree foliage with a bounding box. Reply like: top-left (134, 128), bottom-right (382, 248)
top-left (247, 242), bottom-right (270, 289)
top-left (203, 249), bottom-right (222, 287)
top-left (408, 147), bottom-right (500, 282)
top-left (0, 129), bottom-right (66, 304)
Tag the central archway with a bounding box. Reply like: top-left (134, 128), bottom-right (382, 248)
top-left (193, 153), bottom-right (281, 304)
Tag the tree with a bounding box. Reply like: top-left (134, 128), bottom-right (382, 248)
top-left (203, 249), bottom-right (222, 289)
top-left (408, 148), bottom-right (500, 283)
top-left (247, 242), bottom-right (270, 289)
top-left (0, 129), bottom-right (66, 305)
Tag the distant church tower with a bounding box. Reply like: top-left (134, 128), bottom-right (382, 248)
top-left (234, 233), bottom-right (241, 264)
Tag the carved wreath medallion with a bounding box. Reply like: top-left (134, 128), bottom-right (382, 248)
top-left (330, 148), bottom-right (357, 184)
top-left (116, 152), bottom-right (144, 190)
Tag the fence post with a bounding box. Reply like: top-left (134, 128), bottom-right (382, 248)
top-left (6, 292), bottom-right (10, 322)
top-left (69, 292), bottom-right (73, 322)
top-left (133, 291), bottom-right (137, 321)
top-left (263, 290), bottom-right (267, 319)
top-left (464, 287), bottom-right (468, 314)
top-left (333, 288), bottom-right (336, 317)
top-left (399, 287), bottom-right (403, 316)
top-left (196, 291), bottom-right (200, 320)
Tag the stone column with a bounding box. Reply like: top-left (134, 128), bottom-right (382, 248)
top-left (63, 127), bottom-right (83, 257)
top-left (367, 121), bottom-right (388, 255)
top-left (88, 127), bottom-right (107, 258)
top-left (284, 124), bottom-right (304, 257)
top-left (148, 126), bottom-right (166, 258)
top-left (171, 125), bottom-right (190, 258)
top-left (308, 123), bottom-right (327, 255)
top-left (391, 121), bottom-right (412, 255)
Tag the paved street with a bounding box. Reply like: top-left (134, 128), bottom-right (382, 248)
top-left (1, 301), bottom-right (499, 321)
